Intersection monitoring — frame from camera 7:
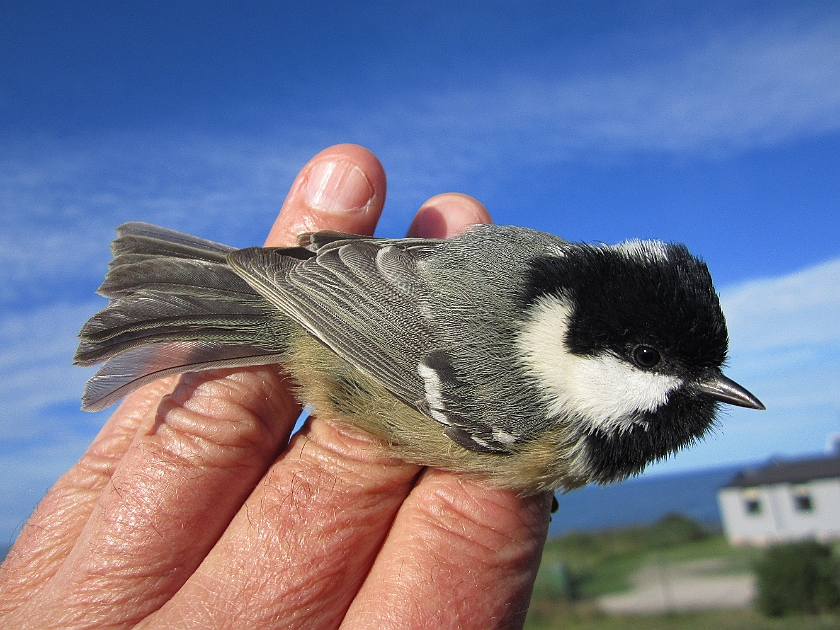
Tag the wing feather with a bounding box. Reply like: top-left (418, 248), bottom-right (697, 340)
top-left (228, 241), bottom-right (433, 406)
top-left (227, 235), bottom-right (517, 453)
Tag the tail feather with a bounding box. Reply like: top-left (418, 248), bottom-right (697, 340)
top-left (80, 290), bottom-right (269, 339)
top-left (81, 341), bottom-right (287, 412)
top-left (76, 223), bottom-right (295, 411)
top-left (114, 222), bottom-right (235, 257)
top-left (98, 258), bottom-right (260, 298)
top-left (75, 319), bottom-right (276, 366)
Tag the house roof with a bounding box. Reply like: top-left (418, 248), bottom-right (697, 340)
top-left (723, 454), bottom-right (840, 488)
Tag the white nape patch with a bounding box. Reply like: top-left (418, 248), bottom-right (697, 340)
top-left (418, 363), bottom-right (450, 425)
top-left (517, 296), bottom-right (682, 432)
top-left (614, 239), bottom-right (669, 262)
top-left (545, 244), bottom-right (568, 258)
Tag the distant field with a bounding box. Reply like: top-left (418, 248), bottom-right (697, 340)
top-left (525, 515), bottom-right (840, 630)
top-left (525, 608), bottom-right (840, 630)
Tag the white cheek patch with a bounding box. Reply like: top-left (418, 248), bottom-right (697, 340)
top-left (517, 296), bottom-right (682, 432)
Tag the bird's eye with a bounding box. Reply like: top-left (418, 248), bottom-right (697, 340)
top-left (632, 345), bottom-right (661, 369)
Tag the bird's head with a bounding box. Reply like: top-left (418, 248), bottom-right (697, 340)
top-left (517, 239), bottom-right (763, 483)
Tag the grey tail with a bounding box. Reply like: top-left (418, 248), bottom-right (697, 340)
top-left (75, 223), bottom-right (295, 412)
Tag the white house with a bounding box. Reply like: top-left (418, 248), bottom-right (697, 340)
top-left (718, 454), bottom-right (840, 546)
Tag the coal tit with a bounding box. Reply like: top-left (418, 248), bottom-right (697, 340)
top-left (75, 222), bottom-right (764, 495)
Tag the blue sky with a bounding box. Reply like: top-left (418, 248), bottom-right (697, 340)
top-left (1, 1), bottom-right (839, 541)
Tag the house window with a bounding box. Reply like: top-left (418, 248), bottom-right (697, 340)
top-left (792, 489), bottom-right (814, 512)
top-left (742, 488), bottom-right (762, 515)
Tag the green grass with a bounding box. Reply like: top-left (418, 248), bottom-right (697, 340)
top-left (525, 606), bottom-right (840, 630)
top-left (525, 514), bottom-right (839, 629)
top-left (532, 513), bottom-right (760, 600)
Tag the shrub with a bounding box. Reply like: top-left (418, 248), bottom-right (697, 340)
top-left (754, 540), bottom-right (840, 617)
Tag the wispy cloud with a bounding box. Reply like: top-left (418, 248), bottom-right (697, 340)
top-left (558, 23), bottom-right (840, 151)
top-left (0, 302), bottom-right (102, 438)
top-left (0, 135), bottom-right (325, 306)
top-left (720, 257), bottom-right (840, 411)
top-left (362, 20), bottom-right (840, 167)
top-left (4, 19), bottom-right (838, 305)
top-left (722, 258), bottom-right (840, 353)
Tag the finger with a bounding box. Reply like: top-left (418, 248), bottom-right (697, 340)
top-left (342, 474), bottom-right (552, 630)
top-left (265, 143), bottom-right (386, 245)
top-left (0, 145), bottom-right (386, 627)
top-left (407, 193), bottom-right (491, 238)
top-left (141, 419), bottom-right (423, 630)
top-left (141, 192), bottom-right (484, 629)
top-left (0, 370), bottom-right (180, 615)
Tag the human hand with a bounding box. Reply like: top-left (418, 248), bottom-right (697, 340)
top-left (0, 144), bottom-right (552, 629)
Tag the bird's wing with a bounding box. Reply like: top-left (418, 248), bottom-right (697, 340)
top-left (228, 235), bottom-right (514, 453)
top-left (228, 238), bottom-right (432, 404)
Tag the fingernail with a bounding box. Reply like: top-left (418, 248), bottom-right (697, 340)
top-left (304, 160), bottom-right (374, 214)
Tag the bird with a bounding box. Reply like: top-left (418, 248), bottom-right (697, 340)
top-left (74, 222), bottom-right (764, 496)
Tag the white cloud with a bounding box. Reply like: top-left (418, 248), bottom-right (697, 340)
top-left (725, 257), bottom-right (840, 410)
top-left (0, 135), bottom-right (324, 304)
top-left (0, 302), bottom-right (101, 437)
top-left (720, 255), bottom-right (840, 413)
top-left (721, 258), bottom-right (840, 352)
top-left (1, 20), bottom-right (838, 302)
top-left (363, 20), bottom-right (840, 164)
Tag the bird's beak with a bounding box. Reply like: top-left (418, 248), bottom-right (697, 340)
top-left (695, 373), bottom-right (765, 410)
